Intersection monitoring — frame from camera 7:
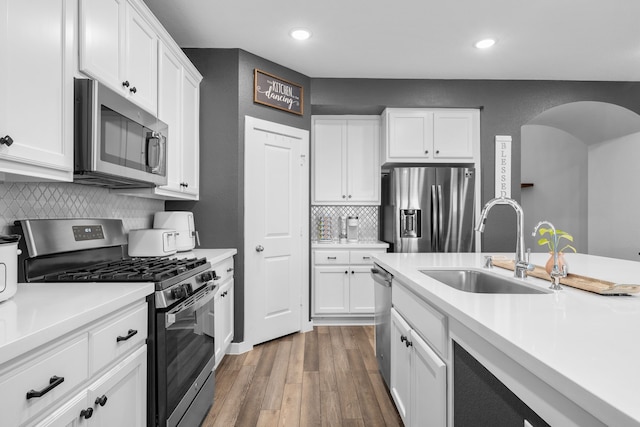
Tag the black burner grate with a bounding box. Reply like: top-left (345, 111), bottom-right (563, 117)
top-left (43, 257), bottom-right (208, 283)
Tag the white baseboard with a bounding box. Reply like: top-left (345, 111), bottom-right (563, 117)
top-left (312, 317), bottom-right (374, 326)
top-left (228, 341), bottom-right (253, 355)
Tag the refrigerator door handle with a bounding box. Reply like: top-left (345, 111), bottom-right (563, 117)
top-left (437, 184), bottom-right (444, 252)
top-left (431, 184), bottom-right (438, 251)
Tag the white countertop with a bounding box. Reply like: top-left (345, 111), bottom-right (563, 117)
top-left (0, 282), bottom-right (154, 366)
top-left (182, 248), bottom-right (237, 264)
top-left (312, 241), bottom-right (389, 249)
top-left (372, 252), bottom-right (640, 426)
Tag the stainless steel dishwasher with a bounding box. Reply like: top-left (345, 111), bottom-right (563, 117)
top-left (372, 264), bottom-right (393, 388)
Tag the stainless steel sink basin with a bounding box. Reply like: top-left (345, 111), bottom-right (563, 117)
top-left (420, 269), bottom-right (551, 294)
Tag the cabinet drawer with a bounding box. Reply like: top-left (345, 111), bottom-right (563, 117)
top-left (90, 304), bottom-right (147, 374)
top-left (0, 335), bottom-right (89, 426)
top-left (212, 256), bottom-right (234, 284)
top-left (349, 250), bottom-right (385, 265)
top-left (314, 250), bottom-right (349, 265)
top-left (393, 282), bottom-right (447, 358)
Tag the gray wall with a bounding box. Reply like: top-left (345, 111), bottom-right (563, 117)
top-left (310, 79), bottom-right (640, 250)
top-left (167, 48), bottom-right (311, 342)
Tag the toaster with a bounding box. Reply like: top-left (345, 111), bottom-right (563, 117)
top-left (153, 212), bottom-right (199, 252)
top-left (128, 229), bottom-right (178, 257)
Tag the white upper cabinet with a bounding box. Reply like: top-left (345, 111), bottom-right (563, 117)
top-left (0, 0), bottom-right (74, 182)
top-left (382, 108), bottom-right (479, 164)
top-left (312, 116), bottom-right (380, 205)
top-left (79, 0), bottom-right (158, 114)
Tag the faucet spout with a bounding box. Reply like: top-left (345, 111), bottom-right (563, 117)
top-left (477, 197), bottom-right (531, 279)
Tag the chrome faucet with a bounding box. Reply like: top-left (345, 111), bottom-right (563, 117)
top-left (532, 220), bottom-right (567, 290)
top-left (476, 197), bottom-right (533, 279)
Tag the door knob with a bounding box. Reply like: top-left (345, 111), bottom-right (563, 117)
top-left (256, 245), bottom-right (264, 252)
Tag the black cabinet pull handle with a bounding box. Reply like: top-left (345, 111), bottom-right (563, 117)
top-left (80, 408), bottom-right (93, 419)
top-left (95, 395), bottom-right (108, 406)
top-left (130, 86), bottom-right (137, 94)
top-left (116, 329), bottom-right (138, 342)
top-left (327, 256), bottom-right (337, 260)
top-left (400, 335), bottom-right (407, 343)
top-left (405, 339), bottom-right (413, 348)
top-left (26, 375), bottom-right (65, 399)
top-left (0, 135), bottom-right (14, 146)
top-left (122, 80), bottom-right (130, 88)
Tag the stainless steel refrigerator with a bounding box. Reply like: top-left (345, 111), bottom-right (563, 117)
top-left (381, 166), bottom-right (475, 252)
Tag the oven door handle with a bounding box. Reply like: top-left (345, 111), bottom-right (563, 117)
top-left (166, 283), bottom-right (216, 328)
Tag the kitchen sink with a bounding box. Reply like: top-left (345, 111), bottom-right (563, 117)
top-left (420, 269), bottom-right (551, 294)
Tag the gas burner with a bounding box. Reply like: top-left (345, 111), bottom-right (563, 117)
top-left (42, 256), bottom-right (209, 285)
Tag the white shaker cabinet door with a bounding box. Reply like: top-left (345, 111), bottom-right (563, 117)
top-left (390, 308), bottom-right (412, 425)
top-left (124, 3), bottom-right (157, 113)
top-left (313, 266), bottom-right (350, 314)
top-left (346, 118), bottom-right (380, 204)
top-left (179, 69), bottom-right (201, 197)
top-left (86, 346), bottom-right (147, 427)
top-left (0, 0), bottom-right (74, 181)
top-left (433, 111), bottom-right (474, 159)
top-left (348, 266), bottom-right (375, 314)
top-left (312, 119), bottom-right (346, 203)
top-left (78, 0), bottom-right (124, 92)
top-left (158, 43), bottom-right (183, 193)
top-left (387, 110), bottom-right (434, 159)
top-left (411, 329), bottom-right (447, 427)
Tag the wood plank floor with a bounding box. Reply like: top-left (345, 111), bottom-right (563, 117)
top-left (201, 326), bottom-right (402, 427)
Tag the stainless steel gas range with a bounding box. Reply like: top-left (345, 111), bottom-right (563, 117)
top-left (14, 218), bottom-right (217, 427)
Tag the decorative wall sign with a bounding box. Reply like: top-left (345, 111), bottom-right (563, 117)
top-left (494, 135), bottom-right (512, 198)
top-left (254, 69), bottom-right (303, 115)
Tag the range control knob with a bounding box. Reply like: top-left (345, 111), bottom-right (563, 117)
top-left (171, 286), bottom-right (186, 300)
top-left (200, 271), bottom-right (214, 282)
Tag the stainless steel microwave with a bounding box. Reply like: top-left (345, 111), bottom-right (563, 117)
top-left (74, 78), bottom-right (168, 188)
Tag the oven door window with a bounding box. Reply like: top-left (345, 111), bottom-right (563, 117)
top-left (161, 286), bottom-right (215, 414)
top-left (100, 106), bottom-right (156, 173)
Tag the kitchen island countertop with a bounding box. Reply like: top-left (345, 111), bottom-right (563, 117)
top-left (373, 252), bottom-right (640, 426)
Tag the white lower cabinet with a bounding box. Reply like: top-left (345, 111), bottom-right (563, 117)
top-left (0, 301), bottom-right (148, 427)
top-left (312, 247), bottom-right (386, 318)
top-left (213, 255), bottom-right (235, 369)
top-left (391, 304), bottom-right (447, 427)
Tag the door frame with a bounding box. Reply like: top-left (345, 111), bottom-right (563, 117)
top-left (242, 115), bottom-right (312, 351)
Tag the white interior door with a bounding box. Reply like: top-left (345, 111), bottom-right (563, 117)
top-left (245, 116), bottom-right (309, 346)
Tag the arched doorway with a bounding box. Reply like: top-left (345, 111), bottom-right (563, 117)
top-left (521, 101), bottom-right (640, 261)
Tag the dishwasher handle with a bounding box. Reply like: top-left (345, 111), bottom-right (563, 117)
top-left (371, 267), bottom-right (393, 287)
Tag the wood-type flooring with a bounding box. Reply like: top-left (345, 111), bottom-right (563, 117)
top-left (201, 325), bottom-right (402, 427)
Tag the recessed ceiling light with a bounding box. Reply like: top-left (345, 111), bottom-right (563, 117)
top-left (290, 29), bottom-right (311, 41)
top-left (474, 38), bottom-right (496, 49)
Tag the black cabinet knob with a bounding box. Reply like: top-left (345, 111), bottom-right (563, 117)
top-left (130, 86), bottom-right (137, 94)
top-left (95, 395), bottom-right (108, 406)
top-left (122, 80), bottom-right (130, 88)
top-left (0, 135), bottom-right (14, 146)
top-left (80, 408), bottom-right (93, 419)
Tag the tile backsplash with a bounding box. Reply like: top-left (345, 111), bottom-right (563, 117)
top-left (311, 205), bottom-right (379, 242)
top-left (0, 182), bottom-right (164, 234)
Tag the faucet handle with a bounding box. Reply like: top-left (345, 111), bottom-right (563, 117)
top-left (483, 256), bottom-right (493, 269)
top-left (525, 248), bottom-right (535, 271)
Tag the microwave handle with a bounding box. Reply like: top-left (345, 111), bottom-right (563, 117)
top-left (146, 132), bottom-right (164, 173)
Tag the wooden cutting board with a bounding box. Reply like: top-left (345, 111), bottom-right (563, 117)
top-left (491, 258), bottom-right (640, 295)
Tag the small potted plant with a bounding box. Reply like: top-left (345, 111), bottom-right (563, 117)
top-left (535, 228), bottom-right (576, 275)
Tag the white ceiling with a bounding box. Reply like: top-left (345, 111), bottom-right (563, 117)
top-left (143, 0), bottom-right (640, 81)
